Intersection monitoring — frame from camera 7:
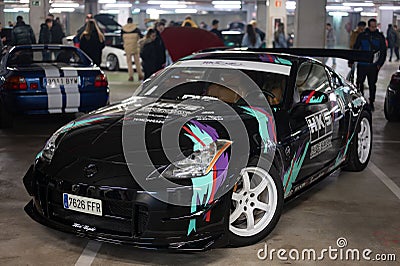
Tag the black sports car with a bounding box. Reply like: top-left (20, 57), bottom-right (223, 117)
top-left (23, 49), bottom-right (373, 250)
top-left (384, 66), bottom-right (400, 121)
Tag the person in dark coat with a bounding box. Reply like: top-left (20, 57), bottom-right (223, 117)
top-left (79, 19), bottom-right (105, 66)
top-left (387, 24), bottom-right (397, 62)
top-left (139, 29), bottom-right (159, 79)
top-left (47, 14), bottom-right (65, 44)
top-left (11, 16), bottom-right (36, 45)
top-left (153, 21), bottom-right (166, 71)
top-left (352, 18), bottom-right (387, 111)
top-left (210, 19), bottom-right (223, 40)
top-left (38, 18), bottom-right (53, 44)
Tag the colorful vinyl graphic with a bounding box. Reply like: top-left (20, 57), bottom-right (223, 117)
top-left (282, 141), bottom-right (310, 197)
top-left (241, 106), bottom-right (276, 154)
top-left (183, 120), bottom-right (230, 235)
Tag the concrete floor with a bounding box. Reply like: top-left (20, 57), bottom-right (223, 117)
top-left (1, 61), bottom-right (399, 265)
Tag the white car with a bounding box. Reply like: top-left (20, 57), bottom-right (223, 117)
top-left (62, 33), bottom-right (141, 71)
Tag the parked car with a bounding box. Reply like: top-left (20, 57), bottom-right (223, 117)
top-left (0, 45), bottom-right (109, 128)
top-left (23, 47), bottom-right (373, 250)
top-left (384, 66), bottom-right (400, 121)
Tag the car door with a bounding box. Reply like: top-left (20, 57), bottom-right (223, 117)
top-left (288, 61), bottom-right (339, 184)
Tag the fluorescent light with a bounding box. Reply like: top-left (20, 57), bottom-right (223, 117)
top-left (4, 7), bottom-right (30, 12)
top-left (354, 7), bottom-right (363, 12)
top-left (214, 5), bottom-right (241, 9)
top-left (160, 4), bottom-right (187, 8)
top-left (361, 12), bottom-right (377, 16)
top-left (132, 8), bottom-right (140, 13)
top-left (19, 0), bottom-right (29, 3)
top-left (175, 8), bottom-right (197, 13)
top-left (286, 1), bottom-right (296, 10)
top-left (49, 7), bottom-right (75, 13)
top-left (328, 11), bottom-right (349, 16)
top-left (104, 3), bottom-right (132, 8)
top-left (98, 0), bottom-right (116, 3)
top-left (146, 8), bottom-right (168, 15)
top-left (326, 5), bottom-right (351, 11)
top-left (148, 1), bottom-right (178, 4)
top-left (99, 9), bottom-right (120, 14)
top-left (212, 1), bottom-right (241, 5)
top-left (343, 3), bottom-right (374, 7)
top-left (51, 3), bottom-right (79, 8)
top-left (379, 6), bottom-right (400, 11)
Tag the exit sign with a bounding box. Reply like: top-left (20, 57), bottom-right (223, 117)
top-left (31, 0), bottom-right (40, 6)
top-left (275, 0), bottom-right (282, 8)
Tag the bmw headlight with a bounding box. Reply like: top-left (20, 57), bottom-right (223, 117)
top-left (162, 140), bottom-right (232, 179)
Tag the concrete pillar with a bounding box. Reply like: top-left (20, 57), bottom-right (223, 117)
top-left (379, 10), bottom-right (393, 36)
top-left (85, 0), bottom-right (98, 16)
top-left (256, 0), bottom-right (267, 34)
top-left (0, 0), bottom-right (4, 26)
top-left (266, 0), bottom-right (286, 48)
top-left (29, 0), bottom-right (51, 41)
top-left (294, 0), bottom-right (326, 48)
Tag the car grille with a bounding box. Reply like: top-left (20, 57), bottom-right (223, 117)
top-left (35, 178), bottom-right (149, 237)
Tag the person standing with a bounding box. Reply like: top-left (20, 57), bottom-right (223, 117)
top-left (250, 20), bottom-right (266, 44)
top-left (122, 17), bottom-right (144, 81)
top-left (273, 22), bottom-right (288, 48)
top-left (0, 23), bottom-right (6, 49)
top-left (153, 21), bottom-right (166, 72)
top-left (139, 29), bottom-right (158, 79)
top-left (181, 16), bottom-right (197, 28)
top-left (79, 20), bottom-right (105, 66)
top-left (241, 24), bottom-right (261, 48)
top-left (386, 24), bottom-right (397, 62)
top-left (394, 25), bottom-right (400, 61)
top-left (11, 16), bottom-right (36, 45)
top-left (352, 18), bottom-right (387, 111)
top-left (210, 19), bottom-right (223, 40)
top-left (38, 18), bottom-right (53, 44)
top-left (350, 21), bottom-right (366, 49)
top-left (325, 23), bottom-right (336, 67)
top-left (47, 13), bottom-right (64, 44)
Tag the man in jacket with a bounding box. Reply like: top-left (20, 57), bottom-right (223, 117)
top-left (349, 21), bottom-right (366, 48)
top-left (47, 14), bottom-right (65, 44)
top-left (153, 21), bottom-right (166, 72)
top-left (352, 18), bottom-right (387, 111)
top-left (11, 16), bottom-right (36, 45)
top-left (122, 17), bottom-right (144, 81)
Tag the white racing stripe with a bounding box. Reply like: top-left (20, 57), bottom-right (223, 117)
top-left (369, 162), bottom-right (400, 201)
top-left (75, 240), bottom-right (102, 266)
top-left (63, 68), bottom-right (80, 113)
top-left (43, 64), bottom-right (63, 113)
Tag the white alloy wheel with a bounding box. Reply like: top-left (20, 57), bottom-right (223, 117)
top-left (229, 167), bottom-right (278, 237)
top-left (357, 117), bottom-right (371, 164)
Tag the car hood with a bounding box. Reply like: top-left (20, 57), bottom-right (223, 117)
top-left (53, 96), bottom-right (262, 165)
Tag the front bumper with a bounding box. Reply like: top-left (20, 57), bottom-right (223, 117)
top-left (23, 165), bottom-right (230, 251)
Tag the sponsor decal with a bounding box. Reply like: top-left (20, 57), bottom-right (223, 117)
top-left (306, 108), bottom-right (333, 159)
top-left (259, 54), bottom-right (293, 66)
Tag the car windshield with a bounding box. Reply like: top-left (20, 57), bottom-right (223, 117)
top-left (6, 47), bottom-right (91, 67)
top-left (134, 61), bottom-right (290, 106)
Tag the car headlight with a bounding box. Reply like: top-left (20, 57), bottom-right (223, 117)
top-left (162, 140), bottom-right (232, 179)
top-left (37, 121), bottom-right (74, 162)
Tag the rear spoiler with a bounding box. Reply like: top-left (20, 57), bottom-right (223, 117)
top-left (245, 48), bottom-right (375, 63)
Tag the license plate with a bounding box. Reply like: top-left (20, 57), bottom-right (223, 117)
top-left (63, 193), bottom-right (102, 216)
top-left (45, 77), bottom-right (79, 87)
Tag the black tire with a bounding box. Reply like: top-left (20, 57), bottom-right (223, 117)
top-left (0, 101), bottom-right (13, 129)
top-left (344, 110), bottom-right (372, 171)
top-left (106, 54), bottom-right (119, 71)
top-left (228, 164), bottom-right (283, 247)
top-left (384, 95), bottom-right (397, 121)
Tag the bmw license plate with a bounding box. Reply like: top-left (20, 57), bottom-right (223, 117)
top-left (63, 193), bottom-right (102, 216)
